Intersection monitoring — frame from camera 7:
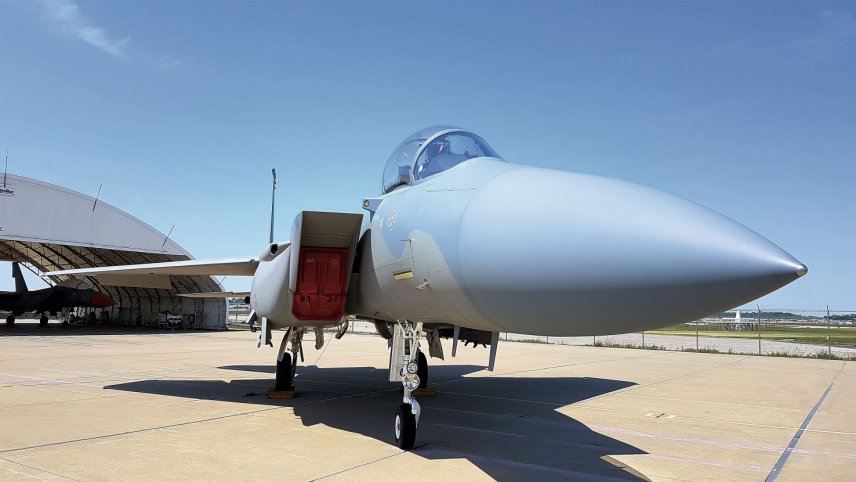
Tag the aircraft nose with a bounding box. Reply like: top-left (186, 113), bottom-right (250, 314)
top-left (457, 167), bottom-right (806, 335)
top-left (91, 292), bottom-right (115, 308)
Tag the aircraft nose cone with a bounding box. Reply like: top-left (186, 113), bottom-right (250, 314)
top-left (457, 167), bottom-right (806, 335)
top-left (91, 292), bottom-right (115, 308)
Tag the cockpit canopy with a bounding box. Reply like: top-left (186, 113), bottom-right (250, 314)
top-left (382, 126), bottom-right (502, 194)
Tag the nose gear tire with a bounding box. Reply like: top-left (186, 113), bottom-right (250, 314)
top-left (394, 403), bottom-right (417, 450)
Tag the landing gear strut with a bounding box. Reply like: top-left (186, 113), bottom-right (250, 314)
top-left (389, 321), bottom-right (424, 450)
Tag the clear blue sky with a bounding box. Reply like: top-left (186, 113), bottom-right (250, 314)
top-left (0, 1), bottom-right (853, 311)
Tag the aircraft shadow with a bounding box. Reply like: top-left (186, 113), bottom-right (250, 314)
top-left (0, 321), bottom-right (212, 337)
top-left (107, 363), bottom-right (647, 480)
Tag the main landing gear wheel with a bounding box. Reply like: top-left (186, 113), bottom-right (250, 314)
top-left (40, 315), bottom-right (49, 327)
top-left (275, 354), bottom-right (294, 392)
top-left (394, 403), bottom-right (417, 450)
top-left (417, 351), bottom-right (428, 389)
top-left (5, 315), bottom-right (14, 327)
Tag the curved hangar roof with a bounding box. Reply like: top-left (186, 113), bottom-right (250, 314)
top-left (0, 174), bottom-right (226, 328)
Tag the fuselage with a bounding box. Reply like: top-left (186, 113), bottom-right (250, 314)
top-left (249, 126), bottom-right (804, 336)
top-left (354, 157), bottom-right (804, 336)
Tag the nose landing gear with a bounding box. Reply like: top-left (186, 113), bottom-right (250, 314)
top-left (389, 320), bottom-right (425, 450)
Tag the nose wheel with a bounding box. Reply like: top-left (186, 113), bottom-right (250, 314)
top-left (394, 402), bottom-right (418, 449)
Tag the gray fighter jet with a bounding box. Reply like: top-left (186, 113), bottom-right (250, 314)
top-left (2, 262), bottom-right (115, 326)
top-left (48, 126), bottom-right (806, 449)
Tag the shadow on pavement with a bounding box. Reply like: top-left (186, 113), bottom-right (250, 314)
top-left (0, 320), bottom-right (214, 336)
top-left (107, 362), bottom-right (646, 480)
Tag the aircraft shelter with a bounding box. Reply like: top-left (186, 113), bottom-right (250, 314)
top-left (0, 174), bottom-right (227, 329)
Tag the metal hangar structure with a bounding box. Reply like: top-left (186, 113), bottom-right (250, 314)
top-left (0, 174), bottom-right (227, 329)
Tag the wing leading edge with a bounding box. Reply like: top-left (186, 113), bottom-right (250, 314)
top-left (46, 258), bottom-right (259, 290)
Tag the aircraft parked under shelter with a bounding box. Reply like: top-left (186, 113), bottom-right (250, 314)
top-left (1, 262), bottom-right (114, 326)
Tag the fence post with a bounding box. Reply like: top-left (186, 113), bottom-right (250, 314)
top-left (642, 332), bottom-right (645, 348)
top-left (757, 305), bottom-right (761, 356)
top-left (696, 321), bottom-right (699, 351)
top-left (827, 305), bottom-right (831, 357)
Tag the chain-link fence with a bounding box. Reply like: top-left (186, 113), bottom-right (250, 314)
top-left (501, 308), bottom-right (856, 360)
top-left (227, 307), bottom-right (856, 360)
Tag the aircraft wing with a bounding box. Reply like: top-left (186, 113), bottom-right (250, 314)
top-left (46, 258), bottom-right (259, 290)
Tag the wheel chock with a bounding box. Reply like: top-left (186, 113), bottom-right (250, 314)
top-left (267, 389), bottom-right (295, 400)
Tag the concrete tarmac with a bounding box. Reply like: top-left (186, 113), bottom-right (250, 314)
top-left (1, 323), bottom-right (854, 481)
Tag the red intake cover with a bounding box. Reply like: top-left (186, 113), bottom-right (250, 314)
top-left (292, 247), bottom-right (348, 321)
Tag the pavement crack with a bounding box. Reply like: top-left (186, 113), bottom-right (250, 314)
top-left (309, 449), bottom-right (408, 480)
top-left (0, 406), bottom-right (285, 455)
top-left (0, 456), bottom-right (81, 481)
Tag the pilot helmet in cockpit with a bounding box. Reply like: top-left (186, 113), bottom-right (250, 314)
top-left (424, 138), bottom-right (449, 161)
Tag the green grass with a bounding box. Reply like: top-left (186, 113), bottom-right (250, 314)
top-left (650, 324), bottom-right (856, 346)
top-left (680, 347), bottom-right (724, 354)
top-left (767, 351), bottom-right (856, 361)
top-left (592, 340), bottom-right (664, 350)
top-left (592, 341), bottom-right (856, 361)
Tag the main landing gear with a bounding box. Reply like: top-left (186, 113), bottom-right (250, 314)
top-left (390, 320), bottom-right (428, 450)
top-left (270, 326), bottom-right (305, 399)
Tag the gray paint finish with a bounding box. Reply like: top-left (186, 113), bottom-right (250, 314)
top-left (45, 127), bottom-right (806, 336)
top-left (355, 128), bottom-right (804, 336)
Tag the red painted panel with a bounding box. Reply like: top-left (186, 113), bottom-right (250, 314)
top-left (292, 247), bottom-right (349, 320)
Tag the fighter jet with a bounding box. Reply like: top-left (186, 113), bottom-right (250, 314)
top-left (2, 262), bottom-right (115, 326)
top-left (47, 126), bottom-right (807, 449)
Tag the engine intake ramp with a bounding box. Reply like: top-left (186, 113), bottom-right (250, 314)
top-left (288, 211), bottom-right (363, 321)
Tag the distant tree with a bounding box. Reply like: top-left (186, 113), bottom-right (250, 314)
top-left (830, 314), bottom-right (856, 321)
